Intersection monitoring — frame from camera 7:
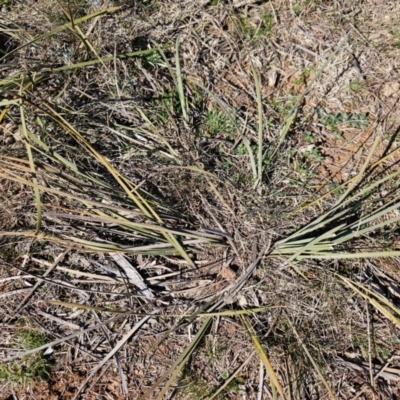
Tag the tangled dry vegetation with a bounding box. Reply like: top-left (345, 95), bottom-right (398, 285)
top-left (1, 0), bottom-right (400, 399)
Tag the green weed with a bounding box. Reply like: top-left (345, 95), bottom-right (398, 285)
top-left (270, 96), bottom-right (298, 119)
top-left (294, 68), bottom-right (312, 85)
top-left (293, 3), bottom-right (302, 16)
top-left (349, 80), bottom-right (363, 91)
top-left (328, 182), bottom-right (345, 197)
top-left (303, 131), bottom-right (315, 144)
top-left (304, 147), bottom-right (324, 162)
top-left (318, 109), bottom-right (369, 129)
top-left (18, 330), bottom-right (49, 350)
top-left (377, 346), bottom-right (390, 360)
top-left (259, 10), bottom-right (274, 37)
top-left (392, 31), bottom-right (400, 49)
top-left (177, 373), bottom-right (209, 399)
top-left (236, 9), bottom-right (274, 40)
top-left (353, 331), bottom-right (393, 361)
top-left (203, 109), bottom-right (235, 138)
top-left (141, 51), bottom-right (163, 68)
top-left (235, 143), bottom-right (247, 155)
top-left (0, 329), bottom-right (53, 386)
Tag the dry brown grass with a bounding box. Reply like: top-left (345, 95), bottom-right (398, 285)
top-left (1, 0), bottom-right (400, 399)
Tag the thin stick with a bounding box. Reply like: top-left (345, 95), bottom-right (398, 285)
top-left (366, 301), bottom-right (374, 388)
top-left (14, 248), bottom-right (70, 315)
top-left (257, 360), bottom-right (265, 400)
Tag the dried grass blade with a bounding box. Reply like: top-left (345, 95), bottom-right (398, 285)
top-left (139, 317), bottom-right (212, 400)
top-left (175, 36), bottom-right (188, 122)
top-left (251, 60), bottom-right (263, 188)
top-left (132, 106), bottom-right (179, 160)
top-left (284, 224), bottom-right (344, 261)
top-left (51, 211), bottom-right (190, 239)
top-left (16, 130), bottom-right (113, 188)
top-left (331, 214), bottom-right (400, 246)
top-left (338, 276), bottom-right (400, 328)
top-left (49, 301), bottom-right (135, 314)
top-left (31, 102), bottom-right (195, 264)
top-left (349, 197), bottom-right (400, 229)
top-left (37, 310), bottom-right (80, 331)
top-left (48, 301), bottom-right (271, 317)
top-left (0, 224), bottom-right (217, 252)
top-left (295, 251), bottom-right (400, 259)
top-left (49, 47), bottom-right (167, 72)
top-left (19, 102), bottom-right (42, 234)
top-left (56, 266), bottom-right (117, 283)
top-left (62, 7), bottom-right (109, 73)
top-left (0, 6), bottom-right (121, 62)
top-left (0, 99), bottom-right (19, 106)
top-left (335, 136), bottom-right (380, 206)
top-left (296, 133), bottom-right (400, 212)
top-left (0, 288), bottom-right (32, 298)
top-left (0, 172), bottom-right (143, 217)
top-left (286, 316), bottom-right (337, 400)
top-left (241, 315), bottom-right (286, 399)
top-left (277, 207), bottom-right (351, 246)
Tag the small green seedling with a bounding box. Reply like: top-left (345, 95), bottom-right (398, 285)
top-left (349, 80), bottom-right (363, 91)
top-left (221, 371), bottom-right (229, 379)
top-left (204, 109), bottom-right (235, 138)
top-left (304, 147), bottom-right (324, 162)
top-left (293, 3), bottom-right (302, 16)
top-left (237, 9), bottom-right (274, 40)
top-left (142, 51), bottom-right (163, 68)
top-left (258, 10), bottom-right (274, 37)
top-left (304, 131), bottom-right (315, 144)
top-left (318, 108), bottom-right (369, 129)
